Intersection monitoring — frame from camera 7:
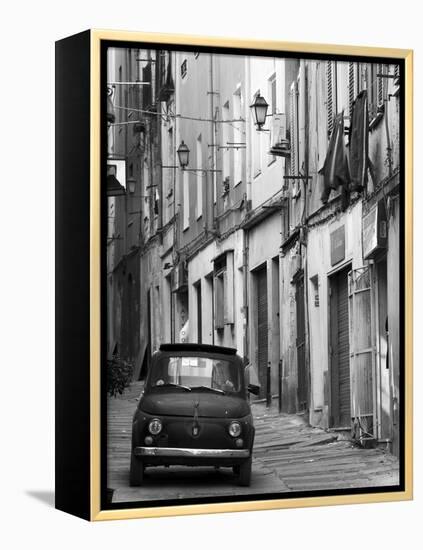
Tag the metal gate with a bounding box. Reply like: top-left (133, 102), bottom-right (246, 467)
top-left (256, 267), bottom-right (268, 399)
top-left (348, 266), bottom-right (375, 442)
top-left (296, 277), bottom-right (308, 411)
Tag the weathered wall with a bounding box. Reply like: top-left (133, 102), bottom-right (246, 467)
top-left (248, 212), bottom-right (281, 394)
top-left (278, 244), bottom-right (299, 413)
top-left (187, 230), bottom-right (245, 353)
top-left (306, 201), bottom-right (363, 428)
top-left (248, 56), bottom-right (288, 209)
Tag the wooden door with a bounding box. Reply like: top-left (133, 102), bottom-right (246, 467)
top-left (329, 267), bottom-right (351, 428)
top-left (256, 267), bottom-right (268, 399)
top-left (196, 281), bottom-right (202, 343)
top-left (296, 277), bottom-right (308, 411)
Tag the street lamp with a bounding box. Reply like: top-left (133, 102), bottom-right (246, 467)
top-left (162, 140), bottom-right (221, 173)
top-left (127, 176), bottom-right (136, 194)
top-left (177, 140), bottom-right (190, 169)
top-left (250, 94), bottom-right (269, 131)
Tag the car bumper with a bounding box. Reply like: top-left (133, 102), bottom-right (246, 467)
top-left (134, 446), bottom-right (250, 458)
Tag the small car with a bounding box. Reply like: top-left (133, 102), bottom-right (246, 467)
top-left (130, 343), bottom-right (259, 487)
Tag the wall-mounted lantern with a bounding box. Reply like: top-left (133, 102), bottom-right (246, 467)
top-left (127, 176), bottom-right (136, 194)
top-left (250, 94), bottom-right (269, 130)
top-left (177, 140), bottom-right (190, 169)
top-left (162, 140), bottom-right (221, 174)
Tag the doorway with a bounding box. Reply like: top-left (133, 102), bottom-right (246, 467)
top-left (256, 266), bottom-right (268, 399)
top-left (329, 266), bottom-right (351, 428)
top-left (296, 276), bottom-right (308, 411)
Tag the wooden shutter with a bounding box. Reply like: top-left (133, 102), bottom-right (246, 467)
top-left (348, 62), bottom-right (357, 117)
top-left (326, 61), bottom-right (337, 138)
top-left (224, 251), bottom-right (234, 325)
top-left (214, 272), bottom-right (224, 329)
top-left (256, 267), bottom-right (268, 399)
top-left (296, 277), bottom-right (308, 411)
top-left (348, 266), bottom-right (376, 442)
top-left (289, 82), bottom-right (299, 177)
top-left (377, 63), bottom-right (385, 108)
top-left (289, 81), bottom-right (299, 201)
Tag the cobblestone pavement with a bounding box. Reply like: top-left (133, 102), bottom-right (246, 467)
top-left (108, 382), bottom-right (399, 504)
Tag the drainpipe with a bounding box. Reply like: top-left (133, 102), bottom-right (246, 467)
top-left (300, 60), bottom-right (312, 419)
top-left (155, 51), bottom-right (164, 240)
top-left (299, 60), bottom-right (306, 223)
top-left (209, 54), bottom-right (216, 233)
top-left (242, 231), bottom-right (249, 365)
top-left (242, 55), bottom-right (252, 366)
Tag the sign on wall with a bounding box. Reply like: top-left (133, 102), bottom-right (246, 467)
top-left (330, 225), bottom-right (345, 266)
top-left (362, 200), bottom-right (387, 260)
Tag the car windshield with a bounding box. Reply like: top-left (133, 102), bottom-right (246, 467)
top-left (150, 356), bottom-right (241, 393)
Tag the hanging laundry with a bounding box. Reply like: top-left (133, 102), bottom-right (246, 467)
top-left (320, 112), bottom-right (350, 207)
top-left (349, 90), bottom-right (369, 192)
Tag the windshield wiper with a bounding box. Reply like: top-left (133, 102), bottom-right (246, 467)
top-left (190, 385), bottom-right (225, 395)
top-left (158, 383), bottom-right (192, 392)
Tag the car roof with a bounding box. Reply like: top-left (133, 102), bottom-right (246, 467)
top-left (159, 343), bottom-right (237, 356)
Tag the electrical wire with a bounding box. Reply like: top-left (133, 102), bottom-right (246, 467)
top-left (111, 104), bottom-right (246, 124)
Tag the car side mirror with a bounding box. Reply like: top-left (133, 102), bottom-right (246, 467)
top-left (247, 383), bottom-right (260, 396)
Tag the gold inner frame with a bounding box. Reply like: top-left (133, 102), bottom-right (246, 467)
top-left (89, 29), bottom-right (413, 521)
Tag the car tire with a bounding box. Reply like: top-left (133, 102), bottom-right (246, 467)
top-left (237, 458), bottom-right (252, 487)
top-left (129, 453), bottom-right (144, 486)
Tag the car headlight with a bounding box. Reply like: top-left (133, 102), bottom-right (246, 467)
top-left (148, 418), bottom-right (162, 435)
top-left (228, 421), bottom-right (242, 437)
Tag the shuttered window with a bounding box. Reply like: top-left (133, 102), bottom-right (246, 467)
top-left (364, 63), bottom-right (385, 121)
top-left (289, 79), bottom-right (300, 206)
top-left (182, 170), bottom-right (189, 230)
top-left (214, 271), bottom-right (224, 330)
top-left (348, 62), bottom-right (358, 117)
top-left (289, 81), bottom-right (299, 177)
top-left (326, 61), bottom-right (337, 138)
top-left (196, 134), bottom-right (203, 219)
top-left (222, 101), bottom-right (230, 180)
top-left (233, 88), bottom-right (243, 185)
top-left (394, 63), bottom-right (400, 83)
top-left (213, 252), bottom-right (234, 330)
top-left (267, 75), bottom-right (277, 165)
top-left (377, 63), bottom-right (385, 107)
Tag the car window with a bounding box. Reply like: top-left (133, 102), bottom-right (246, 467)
top-left (151, 356), bottom-right (241, 392)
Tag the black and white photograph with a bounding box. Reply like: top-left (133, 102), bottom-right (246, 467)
top-left (104, 42), bottom-right (404, 507)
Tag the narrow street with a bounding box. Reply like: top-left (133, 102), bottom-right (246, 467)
top-left (108, 383), bottom-right (399, 504)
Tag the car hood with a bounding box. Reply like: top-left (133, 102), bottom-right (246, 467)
top-left (139, 390), bottom-right (250, 418)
